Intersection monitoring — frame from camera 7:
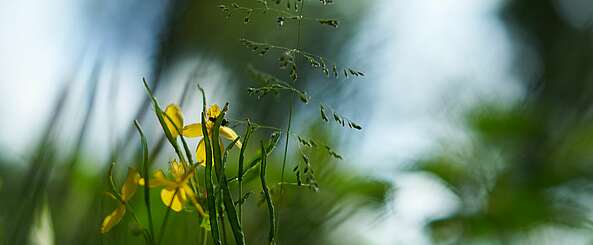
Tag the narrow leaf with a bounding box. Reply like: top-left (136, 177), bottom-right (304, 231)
top-left (260, 140), bottom-right (276, 244)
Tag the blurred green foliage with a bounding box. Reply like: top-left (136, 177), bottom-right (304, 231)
top-left (418, 0), bottom-right (593, 243)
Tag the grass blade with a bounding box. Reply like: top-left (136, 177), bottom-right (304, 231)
top-left (260, 140), bottom-right (276, 245)
top-left (238, 123), bottom-right (254, 223)
top-left (158, 188), bottom-right (179, 245)
top-left (212, 104), bottom-right (246, 245)
top-left (134, 120), bottom-right (155, 244)
top-left (162, 112), bottom-right (194, 165)
top-left (147, 76), bottom-right (194, 166)
top-left (234, 133), bottom-right (281, 184)
top-left (142, 78), bottom-right (186, 164)
top-left (199, 87), bottom-right (222, 245)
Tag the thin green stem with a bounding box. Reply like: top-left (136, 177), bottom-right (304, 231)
top-left (230, 119), bottom-right (283, 132)
top-left (199, 86), bottom-right (222, 245)
top-left (124, 202), bottom-right (153, 244)
top-left (237, 123), bottom-right (253, 224)
top-left (212, 104), bottom-right (246, 245)
top-left (134, 121), bottom-right (156, 244)
top-left (158, 188), bottom-right (179, 245)
top-left (277, 182), bottom-right (317, 189)
top-left (277, 0), bottom-right (307, 240)
top-left (142, 78), bottom-right (187, 164)
top-left (202, 228), bottom-right (209, 245)
top-left (239, 39), bottom-right (332, 65)
top-left (260, 140), bottom-right (276, 245)
top-left (228, 133), bottom-right (281, 184)
top-left (162, 112), bottom-right (194, 166)
top-left (106, 163), bottom-right (153, 244)
top-left (218, 191), bottom-right (228, 245)
top-left (233, 4), bottom-right (328, 23)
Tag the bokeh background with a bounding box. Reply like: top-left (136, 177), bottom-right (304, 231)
top-left (2, 0), bottom-right (593, 244)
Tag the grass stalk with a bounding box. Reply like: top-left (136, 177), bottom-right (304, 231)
top-left (230, 133), bottom-right (281, 183)
top-left (199, 87), bottom-right (222, 245)
top-left (158, 188), bottom-right (179, 245)
top-left (142, 78), bottom-right (187, 164)
top-left (261, 140), bottom-right (276, 245)
top-left (212, 104), bottom-right (246, 245)
top-left (202, 228), bottom-right (209, 245)
top-left (162, 112), bottom-right (195, 166)
top-left (218, 193), bottom-right (228, 245)
top-left (238, 123), bottom-right (254, 223)
top-left (134, 120), bottom-right (156, 244)
top-left (277, 0), bottom-right (307, 240)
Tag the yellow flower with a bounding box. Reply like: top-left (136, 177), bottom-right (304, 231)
top-left (163, 104), bottom-right (184, 139)
top-left (182, 104), bottom-right (242, 165)
top-left (100, 167), bottom-right (140, 234)
top-left (140, 160), bottom-right (206, 216)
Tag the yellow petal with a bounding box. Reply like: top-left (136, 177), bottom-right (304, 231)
top-left (121, 167), bottom-right (140, 201)
top-left (161, 188), bottom-right (184, 212)
top-left (185, 185), bottom-right (207, 217)
top-left (139, 170), bottom-right (176, 188)
top-left (152, 170), bottom-right (177, 188)
top-left (207, 104), bottom-right (222, 119)
top-left (196, 139), bottom-right (206, 165)
top-left (195, 137), bottom-right (224, 166)
top-left (182, 184), bottom-right (196, 198)
top-left (164, 104), bottom-right (184, 139)
top-left (182, 123), bottom-right (203, 137)
top-left (219, 139), bottom-right (225, 158)
top-left (180, 187), bottom-right (188, 201)
top-left (100, 205), bottom-right (126, 234)
top-left (170, 159), bottom-right (186, 180)
top-left (220, 126), bottom-right (242, 148)
top-left (205, 121), bottom-right (214, 131)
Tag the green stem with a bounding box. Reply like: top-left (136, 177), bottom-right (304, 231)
top-left (218, 191), bottom-right (228, 245)
top-left (134, 121), bottom-right (155, 244)
top-left (199, 86), bottom-right (222, 245)
top-left (162, 112), bottom-right (194, 166)
top-left (142, 78), bottom-right (187, 164)
top-left (158, 188), bottom-right (179, 245)
top-left (107, 163), bottom-right (153, 244)
top-left (233, 4), bottom-right (328, 24)
top-left (202, 228), bottom-right (209, 245)
top-left (229, 132), bottom-right (281, 184)
top-left (260, 141), bottom-right (276, 245)
top-left (237, 123), bottom-right (253, 224)
top-left (123, 201), bottom-right (153, 245)
top-left (277, 1), bottom-right (307, 241)
top-left (212, 104), bottom-right (246, 245)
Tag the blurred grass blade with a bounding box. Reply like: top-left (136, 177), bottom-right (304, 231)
top-left (11, 68), bottom-right (77, 244)
top-left (21, 59), bottom-right (77, 193)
